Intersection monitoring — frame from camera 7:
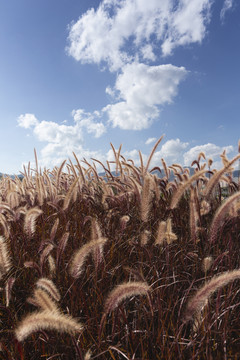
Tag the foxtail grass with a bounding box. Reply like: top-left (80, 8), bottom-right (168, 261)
top-left (203, 153), bottom-right (240, 198)
top-left (140, 174), bottom-right (152, 223)
top-left (0, 236), bottom-right (11, 279)
top-left (24, 207), bottom-right (43, 236)
top-left (15, 310), bottom-right (83, 342)
top-left (103, 281), bottom-right (150, 316)
top-left (28, 288), bottom-right (59, 312)
top-left (155, 221), bottom-right (166, 245)
top-left (170, 169), bottom-right (206, 209)
top-left (69, 237), bottom-right (107, 278)
top-left (36, 278), bottom-right (61, 302)
top-left (202, 256), bottom-right (213, 274)
top-left (210, 191), bottom-right (240, 243)
top-left (184, 269), bottom-right (240, 324)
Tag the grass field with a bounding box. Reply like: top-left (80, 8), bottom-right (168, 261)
top-left (0, 138), bottom-right (240, 359)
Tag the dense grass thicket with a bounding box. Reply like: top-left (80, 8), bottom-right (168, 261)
top-left (0, 138), bottom-right (240, 359)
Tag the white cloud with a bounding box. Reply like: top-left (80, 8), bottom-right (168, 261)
top-left (153, 138), bottom-right (189, 166)
top-left (104, 63), bottom-right (187, 130)
top-left (220, 0), bottom-right (234, 22)
top-left (113, 139), bottom-right (188, 170)
top-left (17, 111), bottom-right (106, 170)
top-left (106, 148), bottom-right (146, 170)
top-left (39, 142), bottom-right (105, 171)
top-left (33, 121), bottom-right (80, 143)
top-left (67, 0), bottom-right (212, 70)
top-left (72, 109), bottom-right (106, 138)
top-left (17, 113), bottom-right (39, 129)
top-left (145, 137), bottom-right (157, 145)
top-left (183, 143), bottom-right (234, 167)
top-left (66, 1), bottom-right (214, 132)
top-left (141, 44), bottom-right (156, 61)
top-left (108, 140), bottom-right (235, 172)
top-left (161, 0), bottom-right (212, 56)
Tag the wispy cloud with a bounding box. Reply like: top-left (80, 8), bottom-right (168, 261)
top-left (145, 137), bottom-right (157, 145)
top-left (220, 0), bottom-right (234, 22)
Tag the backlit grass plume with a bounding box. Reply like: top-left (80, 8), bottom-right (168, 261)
top-left (210, 191), bottom-right (240, 243)
top-left (140, 174), bottom-right (152, 223)
top-left (24, 207), bottom-right (43, 236)
top-left (189, 187), bottom-right (200, 242)
top-left (155, 218), bottom-right (177, 245)
top-left (36, 278), bottom-right (61, 302)
top-left (27, 288), bottom-right (59, 312)
top-left (155, 221), bottom-right (167, 245)
top-left (15, 309), bottom-right (83, 342)
top-left (203, 153), bottom-right (240, 198)
top-left (165, 218), bottom-right (177, 244)
top-left (202, 256), bottom-right (213, 274)
top-left (69, 237), bottom-right (107, 278)
top-left (1, 139), bottom-right (240, 358)
top-left (103, 281), bottom-right (150, 316)
top-left (184, 269), bottom-right (240, 323)
top-left (0, 236), bottom-right (11, 279)
top-left (170, 169), bottom-right (206, 209)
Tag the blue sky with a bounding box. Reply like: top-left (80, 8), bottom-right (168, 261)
top-left (0, 0), bottom-right (239, 174)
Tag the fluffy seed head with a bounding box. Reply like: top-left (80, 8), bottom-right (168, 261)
top-left (0, 236), bottom-right (11, 279)
top-left (140, 230), bottom-right (151, 245)
top-left (104, 281), bottom-right (150, 316)
top-left (36, 278), bottom-right (61, 302)
top-left (24, 207), bottom-right (43, 236)
top-left (184, 269), bottom-right (240, 323)
top-left (202, 256), bottom-right (213, 273)
top-left (69, 237), bottom-right (107, 278)
top-left (15, 310), bottom-right (83, 342)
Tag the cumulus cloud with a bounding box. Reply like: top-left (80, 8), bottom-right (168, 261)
top-left (109, 139), bottom-right (189, 170)
top-left (17, 114), bottom-right (39, 129)
top-left (66, 1), bottom-right (214, 132)
top-left (153, 138), bottom-right (189, 166)
top-left (67, 0), bottom-right (212, 69)
top-left (183, 143), bottom-right (234, 167)
top-left (220, 0), bottom-right (234, 22)
top-left (108, 140), bottom-right (235, 172)
top-left (17, 112), bottom-right (106, 169)
top-left (72, 109), bottom-right (106, 138)
top-left (107, 148), bottom-right (148, 170)
top-left (104, 63), bottom-right (187, 130)
top-left (18, 1), bottom-right (230, 169)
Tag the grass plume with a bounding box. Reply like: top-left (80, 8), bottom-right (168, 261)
top-left (103, 281), bottom-right (150, 316)
top-left (15, 310), bottom-right (83, 342)
top-left (36, 278), bottom-right (61, 302)
top-left (24, 207), bottom-right (43, 236)
top-left (184, 269), bottom-right (240, 323)
top-left (0, 236), bottom-right (11, 279)
top-left (69, 237), bottom-right (107, 278)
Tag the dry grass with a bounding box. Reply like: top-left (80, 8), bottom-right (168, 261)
top-left (0, 137), bottom-right (239, 359)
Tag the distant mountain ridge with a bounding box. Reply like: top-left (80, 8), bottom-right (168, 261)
top-left (98, 167), bottom-right (240, 182)
top-left (0, 172), bottom-right (23, 179)
top-left (0, 168), bottom-right (239, 182)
